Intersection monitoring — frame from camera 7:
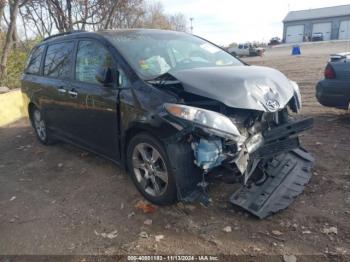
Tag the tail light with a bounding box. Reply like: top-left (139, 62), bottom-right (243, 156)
top-left (324, 64), bottom-right (336, 79)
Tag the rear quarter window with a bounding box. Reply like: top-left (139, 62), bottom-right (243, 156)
top-left (44, 42), bottom-right (75, 79)
top-left (26, 45), bottom-right (45, 75)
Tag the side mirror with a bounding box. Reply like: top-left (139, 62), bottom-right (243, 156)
top-left (95, 67), bottom-right (113, 86)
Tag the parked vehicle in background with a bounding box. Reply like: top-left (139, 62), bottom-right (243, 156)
top-left (22, 29), bottom-right (313, 219)
top-left (312, 32), bottom-right (324, 41)
top-left (268, 37), bottom-right (281, 46)
top-left (228, 43), bottom-right (265, 57)
top-left (316, 52), bottom-right (350, 109)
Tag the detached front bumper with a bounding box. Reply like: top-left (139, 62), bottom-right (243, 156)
top-left (251, 117), bottom-right (313, 159)
top-left (231, 148), bottom-right (314, 218)
top-left (230, 117), bottom-right (314, 218)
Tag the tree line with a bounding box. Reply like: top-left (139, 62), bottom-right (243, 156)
top-left (0, 0), bottom-right (188, 87)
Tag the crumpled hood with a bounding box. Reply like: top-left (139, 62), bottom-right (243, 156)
top-left (170, 65), bottom-right (295, 112)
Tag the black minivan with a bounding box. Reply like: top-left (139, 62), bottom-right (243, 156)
top-left (22, 29), bottom-right (314, 218)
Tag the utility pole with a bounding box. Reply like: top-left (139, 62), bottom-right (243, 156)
top-left (190, 17), bottom-right (194, 33)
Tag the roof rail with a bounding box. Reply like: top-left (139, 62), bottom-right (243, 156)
top-left (43, 30), bottom-right (86, 42)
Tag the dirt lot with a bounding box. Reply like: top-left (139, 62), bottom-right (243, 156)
top-left (1, 41), bottom-right (350, 258)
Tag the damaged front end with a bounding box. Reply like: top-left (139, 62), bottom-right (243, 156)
top-left (160, 100), bottom-right (314, 219)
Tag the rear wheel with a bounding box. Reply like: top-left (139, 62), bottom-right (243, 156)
top-left (127, 133), bottom-right (177, 205)
top-left (30, 107), bottom-right (55, 145)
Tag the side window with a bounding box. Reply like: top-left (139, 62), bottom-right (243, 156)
top-left (75, 40), bottom-right (112, 84)
top-left (44, 42), bottom-right (74, 79)
top-left (26, 45), bottom-right (45, 75)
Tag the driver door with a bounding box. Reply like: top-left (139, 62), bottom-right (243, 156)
top-left (64, 39), bottom-right (120, 159)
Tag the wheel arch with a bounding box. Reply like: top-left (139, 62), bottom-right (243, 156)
top-left (122, 119), bottom-right (202, 202)
top-left (28, 102), bottom-right (39, 125)
top-left (121, 120), bottom-right (180, 170)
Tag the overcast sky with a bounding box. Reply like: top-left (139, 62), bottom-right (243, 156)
top-left (161, 0), bottom-right (350, 45)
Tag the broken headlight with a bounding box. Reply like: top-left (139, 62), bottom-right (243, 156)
top-left (164, 103), bottom-right (242, 140)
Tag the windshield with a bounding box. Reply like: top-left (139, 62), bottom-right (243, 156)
top-left (104, 30), bottom-right (243, 80)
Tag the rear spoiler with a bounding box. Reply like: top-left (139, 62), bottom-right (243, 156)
top-left (330, 52), bottom-right (350, 62)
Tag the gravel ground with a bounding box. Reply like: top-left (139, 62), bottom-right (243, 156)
top-left (0, 41), bottom-right (350, 259)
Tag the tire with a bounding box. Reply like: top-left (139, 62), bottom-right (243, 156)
top-left (127, 132), bottom-right (177, 205)
top-left (30, 106), bottom-right (55, 145)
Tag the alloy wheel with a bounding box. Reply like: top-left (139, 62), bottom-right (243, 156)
top-left (33, 109), bottom-right (47, 141)
top-left (132, 142), bottom-right (169, 197)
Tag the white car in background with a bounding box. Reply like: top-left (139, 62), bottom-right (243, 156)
top-left (228, 43), bottom-right (265, 57)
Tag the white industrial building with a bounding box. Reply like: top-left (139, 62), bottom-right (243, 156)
top-left (283, 5), bottom-right (350, 43)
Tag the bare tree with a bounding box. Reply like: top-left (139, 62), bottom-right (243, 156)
top-left (142, 1), bottom-right (170, 29)
top-left (20, 0), bottom-right (55, 38)
top-left (100, 0), bottom-right (144, 30)
top-left (0, 0), bottom-right (7, 32)
top-left (0, 0), bottom-right (24, 82)
top-left (19, 0), bottom-right (187, 38)
top-left (0, 0), bottom-right (188, 85)
top-left (139, 2), bottom-right (187, 31)
top-left (10, 2), bottom-right (19, 48)
top-left (168, 13), bottom-right (187, 32)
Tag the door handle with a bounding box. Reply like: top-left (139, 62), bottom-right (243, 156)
top-left (57, 86), bottom-right (66, 94)
top-left (68, 89), bottom-right (78, 98)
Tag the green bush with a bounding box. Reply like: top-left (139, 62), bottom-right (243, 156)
top-left (0, 36), bottom-right (41, 89)
top-left (4, 50), bottom-right (28, 89)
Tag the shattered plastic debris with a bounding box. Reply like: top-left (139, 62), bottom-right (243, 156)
top-left (104, 230), bottom-right (118, 239)
top-left (94, 230), bottom-right (118, 239)
top-left (155, 235), bottom-right (164, 242)
top-left (135, 200), bottom-right (157, 214)
top-left (185, 204), bottom-right (196, 211)
top-left (222, 226), bottom-right (232, 233)
top-left (321, 226), bottom-right (338, 235)
top-left (144, 219), bottom-right (153, 226)
top-left (139, 231), bottom-right (149, 238)
top-left (272, 230), bottom-right (283, 236)
top-left (127, 212), bottom-right (135, 218)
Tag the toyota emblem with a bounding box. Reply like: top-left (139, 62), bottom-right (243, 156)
top-left (265, 99), bottom-right (280, 112)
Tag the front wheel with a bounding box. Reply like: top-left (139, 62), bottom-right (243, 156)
top-left (127, 133), bottom-right (177, 205)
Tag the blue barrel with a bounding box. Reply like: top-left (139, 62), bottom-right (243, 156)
top-left (292, 45), bottom-right (301, 55)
